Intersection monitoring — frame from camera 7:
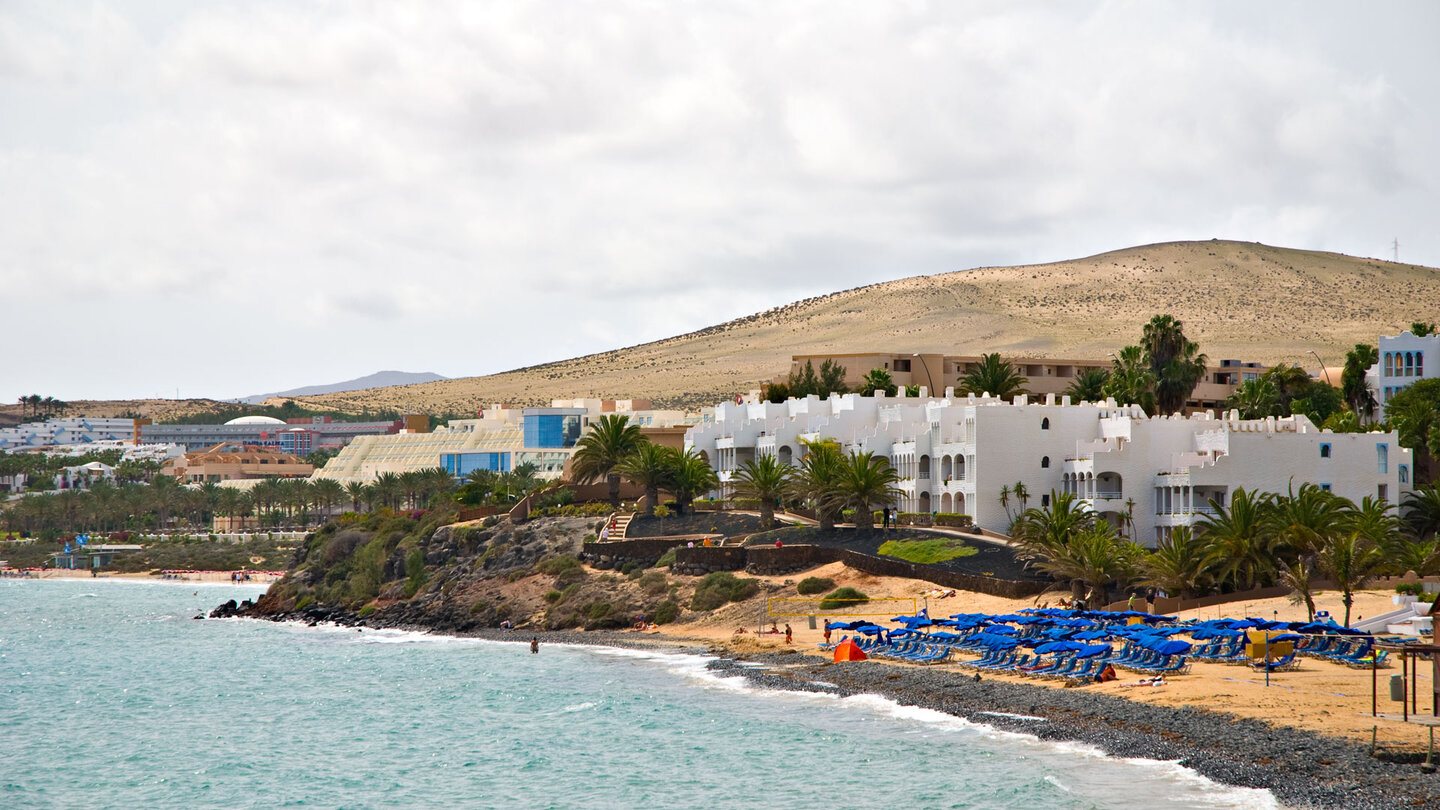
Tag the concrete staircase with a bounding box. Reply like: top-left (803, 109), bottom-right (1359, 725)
top-left (609, 513), bottom-right (634, 539)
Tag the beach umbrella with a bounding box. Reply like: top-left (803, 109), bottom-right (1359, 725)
top-left (1075, 644), bottom-right (1112, 659)
top-left (1073, 630), bottom-right (1109, 641)
top-left (1035, 640), bottom-right (1087, 654)
top-left (1146, 639), bottom-right (1192, 655)
top-left (985, 625), bottom-right (1018, 635)
top-left (929, 632), bottom-right (962, 640)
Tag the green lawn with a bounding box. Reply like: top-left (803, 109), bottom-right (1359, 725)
top-left (877, 537), bottom-right (977, 565)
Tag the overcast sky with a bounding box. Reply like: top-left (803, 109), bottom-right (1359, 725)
top-left (3, 1), bottom-right (1437, 405)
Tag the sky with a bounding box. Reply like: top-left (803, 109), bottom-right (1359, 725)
top-left (3, 1), bottom-right (1437, 405)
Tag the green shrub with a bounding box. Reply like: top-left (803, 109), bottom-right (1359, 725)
top-left (638, 571), bottom-right (668, 595)
top-left (621, 561), bottom-right (644, 577)
top-left (691, 572), bottom-right (760, 611)
top-left (538, 554), bottom-right (582, 576)
top-left (655, 548), bottom-right (677, 568)
top-left (469, 600), bottom-right (489, 614)
top-left (1397, 582), bottom-right (1425, 596)
top-left (403, 547), bottom-right (428, 597)
top-left (653, 504), bottom-right (672, 518)
top-left (652, 599), bottom-right (681, 624)
top-left (294, 595), bottom-right (315, 611)
top-left (358, 604), bottom-right (377, 617)
top-left (585, 601), bottom-right (614, 622)
top-left (878, 538), bottom-right (977, 564)
top-left (820, 587), bottom-right (869, 610)
top-left (797, 576), bottom-right (836, 595)
top-left (544, 590), bottom-right (563, 604)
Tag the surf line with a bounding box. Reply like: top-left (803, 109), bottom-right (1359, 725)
top-left (975, 710), bottom-right (1047, 722)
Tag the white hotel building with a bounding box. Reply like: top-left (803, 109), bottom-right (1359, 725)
top-left (1369, 330), bottom-right (1440, 411)
top-left (686, 389), bottom-right (1409, 545)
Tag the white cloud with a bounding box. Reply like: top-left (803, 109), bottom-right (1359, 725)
top-left (1, 0), bottom-right (1436, 403)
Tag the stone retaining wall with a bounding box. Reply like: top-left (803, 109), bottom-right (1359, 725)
top-left (672, 546), bottom-right (748, 576)
top-left (578, 537), bottom-right (699, 571)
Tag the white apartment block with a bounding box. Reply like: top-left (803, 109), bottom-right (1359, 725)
top-left (686, 389), bottom-right (1410, 546)
top-left (1368, 330), bottom-right (1439, 412)
top-left (0, 418), bottom-right (139, 451)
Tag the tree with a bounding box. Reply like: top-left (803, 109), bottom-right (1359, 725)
top-left (616, 442), bottom-right (673, 517)
top-left (345, 481), bottom-right (367, 513)
top-left (1342, 343), bottom-right (1379, 420)
top-left (831, 452), bottom-right (901, 531)
top-left (667, 449), bottom-right (718, 515)
top-left (787, 361), bottom-right (821, 398)
top-left (1103, 345), bottom-right (1157, 413)
top-left (1197, 488), bottom-right (1276, 590)
top-left (858, 368), bottom-right (897, 397)
top-left (1141, 527), bottom-right (1212, 600)
top-left (1063, 368), bottom-right (1109, 403)
top-left (1227, 375), bottom-right (1282, 419)
top-left (1010, 491), bottom-right (1095, 598)
top-left (1278, 556), bottom-right (1319, 622)
top-left (761, 382), bottom-right (790, 403)
top-left (1404, 484), bottom-right (1440, 541)
top-left (957, 353), bottom-right (1028, 400)
top-left (1412, 322), bottom-right (1437, 338)
top-left (1388, 378), bottom-right (1440, 483)
top-left (794, 439), bottom-right (846, 530)
top-left (1141, 315), bottom-right (1207, 414)
top-left (1319, 532), bottom-right (1385, 626)
top-left (817, 360), bottom-right (849, 397)
top-left (570, 414), bottom-right (645, 507)
top-left (1267, 482), bottom-right (1345, 558)
top-left (371, 472), bottom-right (401, 510)
top-left (311, 478), bottom-right (345, 521)
top-left (730, 454), bottom-right (792, 529)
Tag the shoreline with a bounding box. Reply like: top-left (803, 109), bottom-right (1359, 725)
top-left (226, 606), bottom-right (1440, 810)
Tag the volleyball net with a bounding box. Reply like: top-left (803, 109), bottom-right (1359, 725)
top-left (766, 596), bottom-right (917, 618)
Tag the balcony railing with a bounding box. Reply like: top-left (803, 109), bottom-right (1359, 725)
top-left (1093, 491), bottom-right (1123, 500)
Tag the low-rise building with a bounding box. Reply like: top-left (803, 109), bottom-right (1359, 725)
top-left (0, 417), bottom-right (141, 451)
top-left (140, 415), bottom-right (412, 452)
top-left (164, 443), bottom-right (314, 483)
top-left (686, 389), bottom-right (1408, 546)
top-left (314, 400), bottom-right (696, 485)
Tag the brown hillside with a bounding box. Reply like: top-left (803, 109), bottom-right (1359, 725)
top-left (0, 399), bottom-right (236, 423)
top-left (288, 240), bottom-right (1437, 413)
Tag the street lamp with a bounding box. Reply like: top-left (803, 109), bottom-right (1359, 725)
top-left (1309, 351), bottom-right (1333, 386)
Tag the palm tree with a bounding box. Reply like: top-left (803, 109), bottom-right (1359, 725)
top-left (1141, 527), bottom-right (1212, 600)
top-left (858, 368), bottom-right (897, 397)
top-left (1142, 314), bottom-right (1208, 414)
top-left (311, 478), bottom-right (345, 521)
top-left (345, 480), bottom-right (367, 513)
top-left (616, 442), bottom-right (675, 517)
top-left (1063, 368), bottom-right (1109, 403)
top-left (794, 439), bottom-right (846, 530)
top-left (730, 454), bottom-right (792, 529)
top-left (830, 452), bottom-right (901, 531)
top-left (668, 449), bottom-right (718, 515)
top-left (1278, 555), bottom-right (1320, 622)
top-left (148, 474), bottom-right (181, 530)
top-left (1403, 485), bottom-right (1440, 540)
top-left (372, 472), bottom-right (401, 510)
top-left (1197, 488), bottom-right (1276, 590)
top-left (1011, 491), bottom-right (1095, 598)
top-left (1320, 532), bottom-right (1385, 626)
top-left (1012, 482), bottom-right (1030, 514)
top-left (1103, 345), bottom-right (1157, 414)
top-left (998, 484), bottom-right (1012, 523)
top-left (1267, 482), bottom-right (1344, 557)
top-left (570, 414), bottom-right (645, 507)
top-left (1227, 376), bottom-right (1282, 419)
top-left (957, 353), bottom-right (1028, 400)
top-left (397, 470), bottom-right (424, 510)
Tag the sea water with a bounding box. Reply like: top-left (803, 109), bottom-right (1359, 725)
top-left (0, 579), bottom-right (1281, 809)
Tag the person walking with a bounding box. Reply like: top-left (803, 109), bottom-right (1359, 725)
top-left (784, 624), bottom-right (793, 644)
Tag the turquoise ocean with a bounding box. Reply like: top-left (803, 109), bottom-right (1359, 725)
top-left (1, 579), bottom-right (1281, 809)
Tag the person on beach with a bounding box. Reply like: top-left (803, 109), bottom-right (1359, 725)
top-left (824, 627), bottom-right (832, 645)
top-left (530, 637), bottom-right (539, 654)
top-left (881, 507), bottom-right (891, 529)
top-left (784, 624), bottom-right (793, 644)
top-left (1127, 593), bottom-right (1136, 611)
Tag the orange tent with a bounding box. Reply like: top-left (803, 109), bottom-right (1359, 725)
top-left (833, 639), bottom-right (868, 662)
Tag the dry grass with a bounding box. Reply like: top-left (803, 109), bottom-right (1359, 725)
top-left (280, 239), bottom-right (1440, 415)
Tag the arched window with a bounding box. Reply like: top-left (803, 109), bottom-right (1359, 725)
top-left (1400, 464), bottom-right (1410, 484)
top-left (1406, 352), bottom-right (1415, 376)
top-left (1041, 417), bottom-right (1050, 430)
top-left (1384, 352), bottom-right (1394, 376)
top-left (1041, 456), bottom-right (1050, 468)
top-left (1418, 353), bottom-right (1425, 377)
top-left (1041, 493), bottom-right (1050, 507)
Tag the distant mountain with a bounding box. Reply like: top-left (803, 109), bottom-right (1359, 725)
top-left (239, 371), bottom-right (449, 405)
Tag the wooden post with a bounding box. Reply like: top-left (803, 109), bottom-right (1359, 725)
top-left (1412, 650), bottom-right (1418, 716)
top-left (1403, 652), bottom-right (1409, 723)
top-left (1372, 653), bottom-right (1378, 717)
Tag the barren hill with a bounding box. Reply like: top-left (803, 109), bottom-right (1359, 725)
top-left (289, 240), bottom-right (1438, 413)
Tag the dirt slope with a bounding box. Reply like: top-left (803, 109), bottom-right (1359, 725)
top-left (277, 240), bottom-right (1440, 412)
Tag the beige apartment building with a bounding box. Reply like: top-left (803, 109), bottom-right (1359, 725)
top-left (780, 352), bottom-right (1269, 411)
top-left (164, 443), bottom-right (315, 483)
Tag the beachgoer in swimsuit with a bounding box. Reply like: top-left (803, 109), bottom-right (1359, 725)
top-left (784, 624), bottom-right (793, 644)
top-left (530, 637), bottom-right (539, 654)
